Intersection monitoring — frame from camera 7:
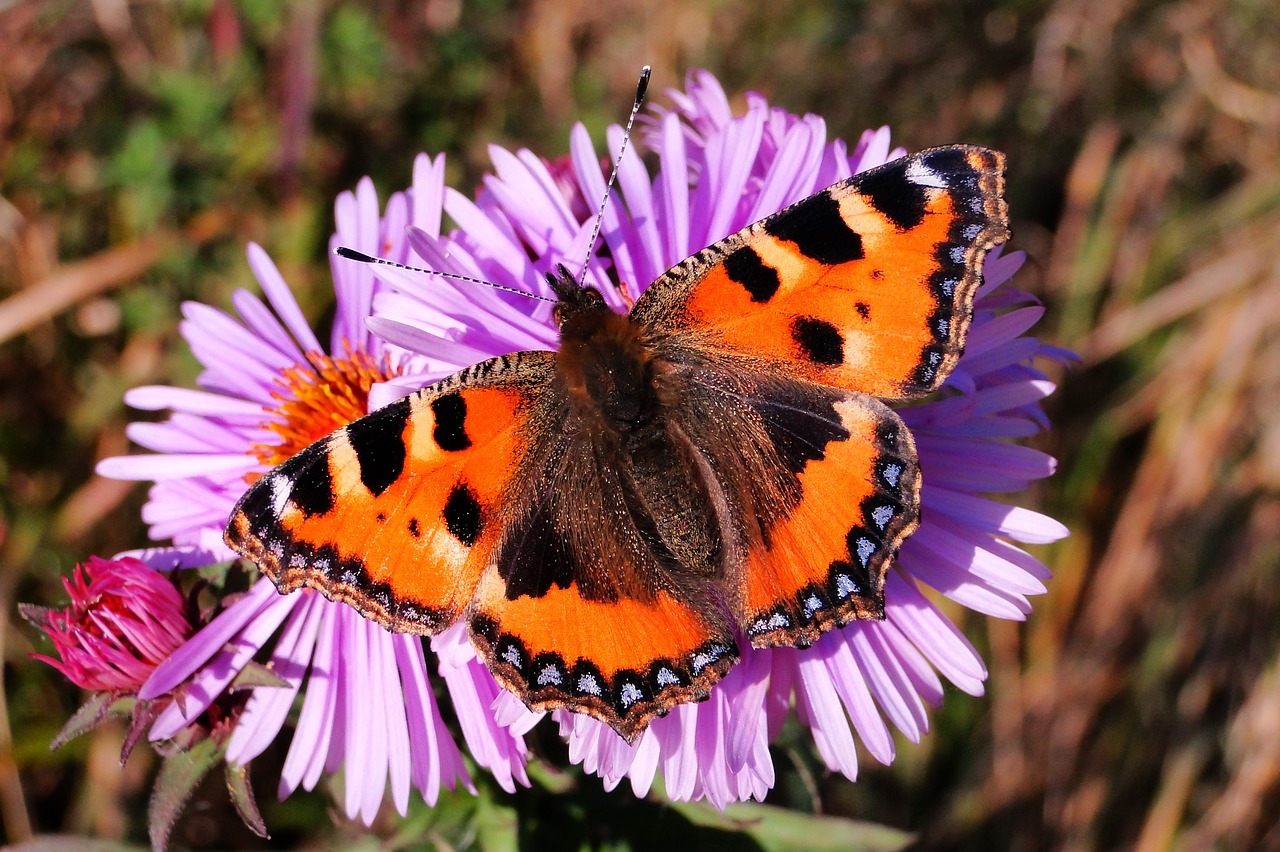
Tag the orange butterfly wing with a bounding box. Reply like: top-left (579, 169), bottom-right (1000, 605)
top-left (633, 146), bottom-right (1009, 648)
top-left (225, 351), bottom-right (552, 634)
top-left (470, 571), bottom-right (736, 743)
top-left (633, 146), bottom-right (1009, 399)
top-left (730, 383), bottom-right (921, 647)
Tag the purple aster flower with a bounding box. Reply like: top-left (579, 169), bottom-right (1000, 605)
top-left (368, 69), bottom-right (1068, 805)
top-left (96, 157), bottom-right (534, 823)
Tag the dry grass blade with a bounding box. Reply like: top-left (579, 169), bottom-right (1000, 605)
top-left (0, 232), bottom-right (174, 346)
top-left (0, 209), bottom-right (229, 345)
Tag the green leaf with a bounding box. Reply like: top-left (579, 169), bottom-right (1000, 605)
top-left (17, 602), bottom-right (53, 629)
top-left (49, 692), bottom-right (125, 751)
top-left (322, 6), bottom-right (390, 103)
top-left (226, 762), bottom-right (270, 839)
top-left (229, 661), bottom-right (290, 690)
top-left (667, 800), bottom-right (915, 852)
top-left (149, 736), bottom-right (224, 852)
top-left (474, 788), bottom-right (519, 852)
top-left (108, 119), bottom-right (173, 233)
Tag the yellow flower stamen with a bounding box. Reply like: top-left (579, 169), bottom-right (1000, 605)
top-left (251, 347), bottom-right (400, 470)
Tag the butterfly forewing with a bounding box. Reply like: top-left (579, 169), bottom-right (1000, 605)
top-left (225, 352), bottom-right (553, 634)
top-left (632, 146), bottom-right (1009, 400)
top-left (672, 363), bottom-right (921, 648)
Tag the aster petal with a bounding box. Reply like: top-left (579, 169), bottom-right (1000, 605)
top-left (231, 289), bottom-right (305, 364)
top-left (966, 380), bottom-right (1058, 421)
top-left (900, 541), bottom-right (1033, 620)
top-left (956, 336), bottom-right (1043, 378)
top-left (139, 580), bottom-right (276, 699)
top-left (726, 647), bottom-right (772, 772)
top-left (408, 153), bottom-right (446, 240)
top-left (662, 69), bottom-right (733, 136)
top-left (431, 624), bottom-right (530, 793)
top-left (97, 452), bottom-right (255, 480)
top-left (655, 112), bottom-right (691, 268)
top-left (850, 126), bottom-right (894, 173)
top-left (365, 315), bottom-right (495, 370)
top-left (695, 105), bottom-right (764, 245)
top-left (878, 617), bottom-right (945, 710)
top-left (380, 189), bottom-right (409, 257)
top-left (917, 436), bottom-right (1057, 493)
top-left (962, 306), bottom-right (1047, 359)
top-left (610, 124), bottom-right (665, 288)
top-left (280, 601), bottom-right (339, 797)
top-left (978, 247), bottom-right (1027, 293)
top-left (331, 177), bottom-right (381, 352)
top-left (226, 593), bottom-right (325, 765)
top-left (184, 328), bottom-right (282, 400)
top-left (912, 522), bottom-right (1048, 597)
top-left (826, 631), bottom-right (897, 763)
top-left (246, 243), bottom-right (322, 354)
top-left (138, 488), bottom-right (239, 539)
top-left (693, 691), bottom-right (732, 808)
top-left (371, 632), bottom-right (414, 817)
top-left (399, 229), bottom-right (559, 346)
top-left (340, 611), bottom-right (378, 823)
top-left (795, 648), bottom-right (859, 780)
top-left (443, 189), bottom-right (534, 287)
top-left (149, 591), bottom-right (297, 738)
top-left (885, 572), bottom-right (986, 695)
top-left (182, 302), bottom-right (297, 373)
top-left (626, 730), bottom-right (661, 797)
top-left (850, 623), bottom-right (929, 741)
top-left (125, 417), bottom-right (246, 455)
top-left (569, 124), bottom-right (639, 308)
top-left (487, 146), bottom-right (578, 252)
top-left (748, 118), bottom-right (826, 220)
top-left (393, 634), bottom-right (474, 802)
top-left (122, 385), bottom-right (267, 418)
top-left (114, 545), bottom-right (228, 571)
top-left (659, 705), bottom-right (699, 800)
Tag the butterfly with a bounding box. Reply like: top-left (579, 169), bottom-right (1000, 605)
top-left (225, 142), bottom-right (1009, 743)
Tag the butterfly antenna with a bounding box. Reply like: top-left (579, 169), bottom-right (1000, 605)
top-left (333, 247), bottom-right (554, 303)
top-left (577, 65), bottom-right (651, 287)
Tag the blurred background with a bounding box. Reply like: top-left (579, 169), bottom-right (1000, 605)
top-left (2, 0), bottom-right (1278, 849)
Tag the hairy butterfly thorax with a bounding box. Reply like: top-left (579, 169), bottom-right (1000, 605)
top-left (551, 271), bottom-right (663, 436)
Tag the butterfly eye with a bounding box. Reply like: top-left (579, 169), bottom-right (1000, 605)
top-left (582, 288), bottom-right (606, 307)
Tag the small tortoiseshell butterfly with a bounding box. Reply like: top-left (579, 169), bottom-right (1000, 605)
top-left (226, 78), bottom-right (1009, 743)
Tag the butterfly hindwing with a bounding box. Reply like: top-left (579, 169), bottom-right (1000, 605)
top-left (674, 364), bottom-right (921, 648)
top-left (466, 396), bottom-right (740, 742)
top-left (470, 563), bottom-right (737, 743)
top-left (734, 385), bottom-right (920, 647)
top-left (225, 351), bottom-right (554, 634)
top-left (632, 146), bottom-right (1009, 400)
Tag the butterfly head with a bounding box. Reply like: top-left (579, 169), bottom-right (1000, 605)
top-left (548, 264), bottom-right (611, 328)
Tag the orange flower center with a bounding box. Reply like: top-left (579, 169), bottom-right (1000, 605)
top-left (252, 349), bottom-right (400, 469)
